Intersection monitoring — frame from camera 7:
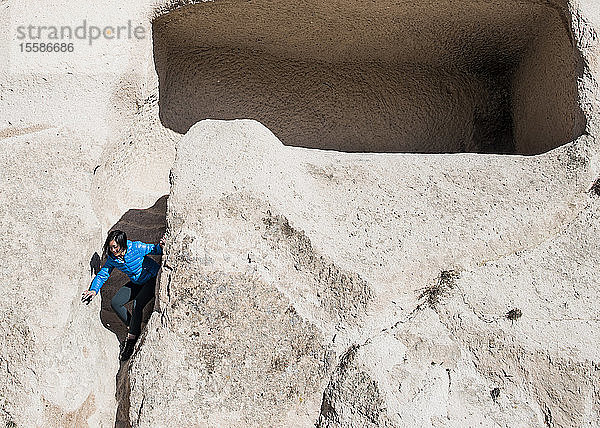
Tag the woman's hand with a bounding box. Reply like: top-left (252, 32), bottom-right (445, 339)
top-left (159, 234), bottom-right (166, 249)
top-left (81, 290), bottom-right (97, 305)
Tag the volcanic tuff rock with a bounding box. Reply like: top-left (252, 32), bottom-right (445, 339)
top-left (0, 128), bottom-right (117, 427)
top-left (2, 0), bottom-right (600, 426)
top-left (129, 119), bottom-right (600, 426)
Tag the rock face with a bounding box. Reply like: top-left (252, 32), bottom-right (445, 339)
top-left (2, 0), bottom-right (600, 427)
top-left (0, 128), bottom-right (117, 427)
top-left (129, 119), bottom-right (599, 426)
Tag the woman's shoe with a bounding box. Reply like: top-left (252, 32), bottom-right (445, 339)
top-left (119, 337), bottom-right (137, 361)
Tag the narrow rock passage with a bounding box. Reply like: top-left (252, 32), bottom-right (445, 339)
top-left (92, 196), bottom-right (168, 428)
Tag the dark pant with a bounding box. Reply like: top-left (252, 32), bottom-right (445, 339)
top-left (110, 276), bottom-right (156, 337)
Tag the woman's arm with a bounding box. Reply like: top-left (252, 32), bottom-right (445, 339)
top-left (81, 260), bottom-right (114, 304)
top-left (134, 234), bottom-right (166, 256)
top-left (89, 261), bottom-right (114, 293)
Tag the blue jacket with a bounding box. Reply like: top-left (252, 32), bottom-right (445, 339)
top-left (90, 240), bottom-right (163, 293)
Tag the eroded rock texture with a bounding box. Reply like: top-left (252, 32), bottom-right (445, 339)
top-left (2, 0), bottom-right (600, 426)
top-left (129, 119), bottom-right (599, 426)
top-left (0, 128), bottom-right (117, 427)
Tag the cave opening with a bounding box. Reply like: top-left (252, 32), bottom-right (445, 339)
top-left (89, 195), bottom-right (168, 428)
top-left (153, 0), bottom-right (586, 154)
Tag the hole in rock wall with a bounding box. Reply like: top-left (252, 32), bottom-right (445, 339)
top-left (97, 196), bottom-right (167, 342)
top-left (89, 195), bottom-right (167, 428)
top-left (153, 0), bottom-right (586, 154)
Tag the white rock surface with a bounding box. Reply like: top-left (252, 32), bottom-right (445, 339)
top-left (0, 127), bottom-right (117, 427)
top-left (130, 119), bottom-right (600, 426)
top-left (1, 0), bottom-right (600, 426)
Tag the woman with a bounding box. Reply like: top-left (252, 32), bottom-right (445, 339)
top-left (81, 229), bottom-right (165, 361)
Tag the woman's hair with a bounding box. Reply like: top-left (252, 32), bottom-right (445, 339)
top-left (102, 229), bottom-right (127, 261)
